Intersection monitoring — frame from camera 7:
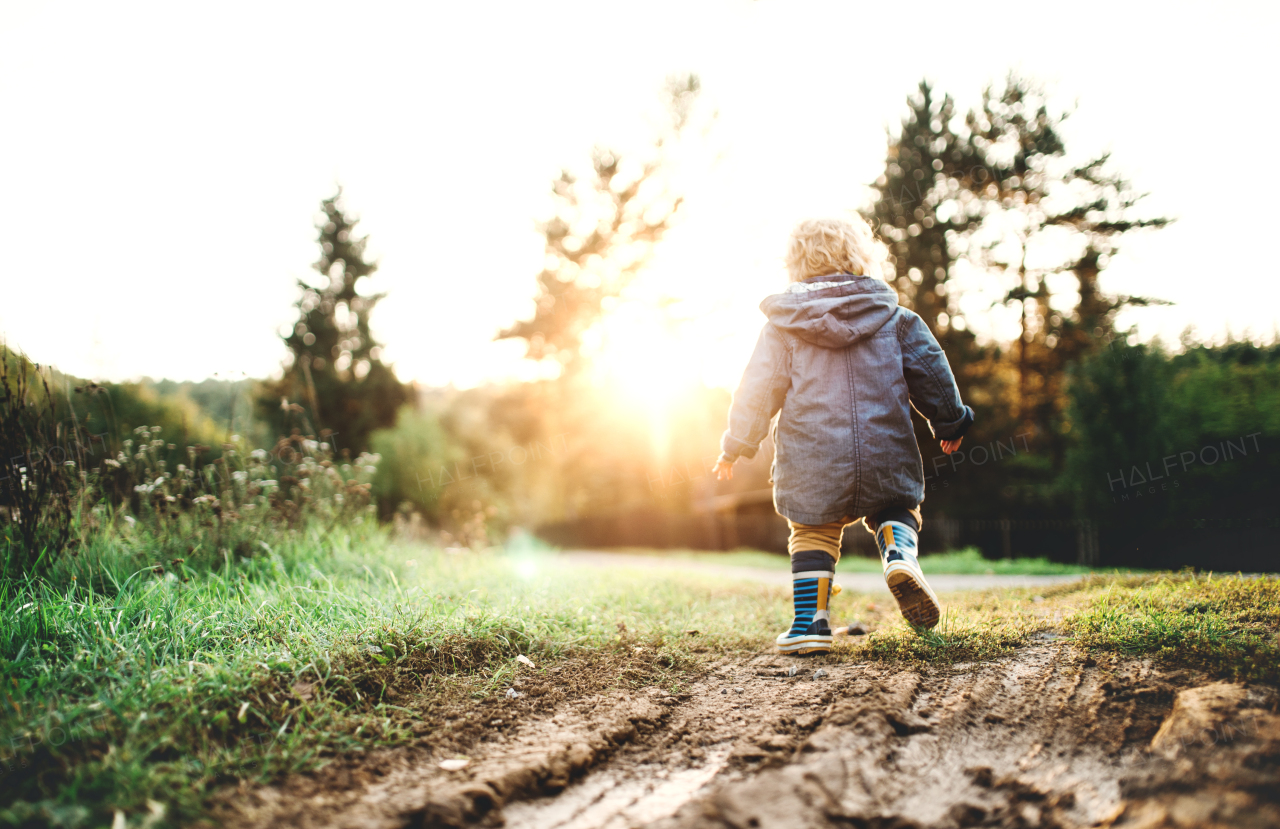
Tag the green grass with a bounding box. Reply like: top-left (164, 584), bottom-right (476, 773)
top-left (838, 571), bottom-right (1277, 674)
top-left (617, 546), bottom-right (1101, 575)
top-left (1065, 572), bottom-right (1280, 684)
top-left (0, 533), bottom-right (787, 828)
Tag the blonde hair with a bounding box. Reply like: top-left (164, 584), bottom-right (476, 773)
top-left (784, 216), bottom-right (887, 282)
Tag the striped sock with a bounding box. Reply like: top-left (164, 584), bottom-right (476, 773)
top-left (788, 550), bottom-right (835, 637)
top-left (875, 521), bottom-right (918, 564)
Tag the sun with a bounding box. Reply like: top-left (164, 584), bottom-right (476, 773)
top-left (587, 305), bottom-right (706, 466)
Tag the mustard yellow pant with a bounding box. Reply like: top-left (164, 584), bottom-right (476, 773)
top-left (787, 508), bottom-right (923, 563)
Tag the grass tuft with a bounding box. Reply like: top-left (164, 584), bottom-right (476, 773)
top-left (1066, 572), bottom-right (1280, 684)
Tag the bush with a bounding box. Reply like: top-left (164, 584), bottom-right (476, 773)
top-left (81, 430), bottom-right (380, 569)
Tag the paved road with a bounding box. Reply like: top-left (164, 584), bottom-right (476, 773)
top-left (560, 551), bottom-right (1085, 593)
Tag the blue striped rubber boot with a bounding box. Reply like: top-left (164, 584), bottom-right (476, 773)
top-left (875, 521), bottom-right (941, 629)
top-left (776, 550), bottom-right (835, 655)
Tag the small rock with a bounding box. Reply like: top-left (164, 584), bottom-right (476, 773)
top-left (1032, 595), bottom-right (1045, 603)
top-left (516, 654), bottom-right (536, 668)
top-left (814, 669), bottom-right (828, 679)
top-left (438, 758), bottom-right (470, 771)
top-left (715, 717), bottom-right (726, 725)
top-left (787, 666), bottom-right (799, 677)
top-left (506, 688), bottom-right (524, 699)
top-left (733, 687), bottom-right (744, 694)
top-left (720, 688), bottom-right (728, 695)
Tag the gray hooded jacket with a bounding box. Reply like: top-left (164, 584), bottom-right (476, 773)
top-left (720, 274), bottom-right (973, 525)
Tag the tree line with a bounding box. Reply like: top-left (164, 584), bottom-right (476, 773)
top-left (4, 73), bottom-right (1274, 571)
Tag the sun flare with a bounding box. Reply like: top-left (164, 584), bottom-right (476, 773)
top-left (587, 307), bottom-right (710, 466)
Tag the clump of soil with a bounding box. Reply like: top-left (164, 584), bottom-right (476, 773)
top-left (215, 645), bottom-right (1280, 829)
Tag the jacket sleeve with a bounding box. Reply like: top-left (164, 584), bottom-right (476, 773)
top-left (898, 312), bottom-right (974, 440)
top-left (720, 323), bottom-right (792, 461)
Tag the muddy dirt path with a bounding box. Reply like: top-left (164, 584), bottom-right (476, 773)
top-left (219, 645), bottom-right (1280, 829)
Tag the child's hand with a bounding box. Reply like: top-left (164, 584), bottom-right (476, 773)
top-left (712, 458), bottom-right (734, 481)
top-left (940, 437), bottom-right (963, 455)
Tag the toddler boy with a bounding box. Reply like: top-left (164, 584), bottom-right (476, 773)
top-left (713, 217), bottom-right (972, 655)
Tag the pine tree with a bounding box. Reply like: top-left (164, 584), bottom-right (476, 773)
top-left (259, 188), bottom-right (410, 454)
top-left (863, 78), bottom-right (1171, 521)
top-left (964, 76), bottom-right (1170, 440)
top-left (864, 81), bottom-right (984, 337)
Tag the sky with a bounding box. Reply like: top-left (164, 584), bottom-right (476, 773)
top-left (1, 0), bottom-right (1277, 391)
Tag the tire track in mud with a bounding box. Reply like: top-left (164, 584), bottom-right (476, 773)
top-left (216, 687), bottom-right (672, 829)
top-left (217, 646), bottom-right (1280, 829)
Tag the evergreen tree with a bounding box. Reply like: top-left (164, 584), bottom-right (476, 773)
top-left (864, 81), bottom-right (984, 338)
top-left (964, 76), bottom-right (1170, 444)
top-left (863, 77), bottom-right (1171, 522)
top-left (258, 188), bottom-right (410, 454)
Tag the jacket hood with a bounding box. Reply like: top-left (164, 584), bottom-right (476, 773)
top-left (760, 275), bottom-right (899, 348)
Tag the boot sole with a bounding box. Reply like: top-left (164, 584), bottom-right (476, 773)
top-left (776, 634), bottom-right (833, 655)
top-left (885, 568), bottom-right (941, 629)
